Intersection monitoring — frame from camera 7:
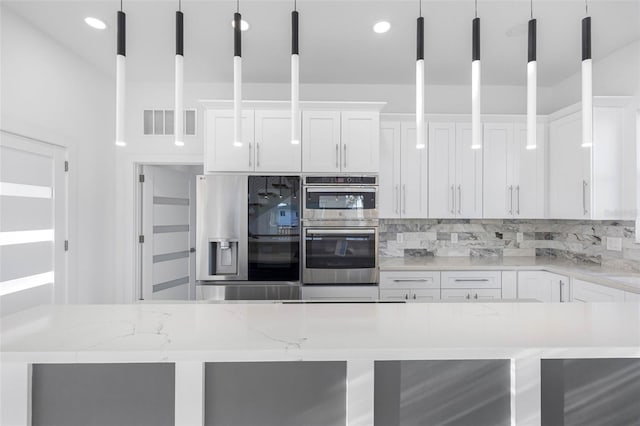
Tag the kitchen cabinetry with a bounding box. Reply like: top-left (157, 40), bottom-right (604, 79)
top-left (428, 122), bottom-right (482, 218)
top-left (379, 121), bottom-right (428, 218)
top-left (571, 279), bottom-right (625, 302)
top-left (302, 110), bottom-right (379, 174)
top-left (205, 109), bottom-right (301, 173)
top-left (483, 122), bottom-right (545, 219)
top-left (379, 271), bottom-right (440, 302)
top-left (301, 285), bottom-right (379, 301)
top-left (549, 97), bottom-right (636, 220)
top-left (517, 271), bottom-right (569, 302)
top-left (440, 271), bottom-right (502, 300)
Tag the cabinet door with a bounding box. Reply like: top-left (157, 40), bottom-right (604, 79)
top-left (471, 288), bottom-right (502, 300)
top-left (428, 122), bottom-right (456, 218)
top-left (302, 111), bottom-right (341, 173)
top-left (483, 123), bottom-right (513, 218)
top-left (379, 289), bottom-right (410, 301)
top-left (379, 122), bottom-right (402, 218)
top-left (205, 109), bottom-right (254, 172)
top-left (549, 111), bottom-right (590, 219)
top-left (515, 122), bottom-right (546, 219)
top-left (401, 122), bottom-right (429, 218)
top-left (572, 279), bottom-right (625, 302)
top-left (341, 111), bottom-right (379, 173)
top-left (411, 289), bottom-right (441, 302)
top-left (254, 110), bottom-right (301, 172)
top-left (441, 289), bottom-right (471, 301)
top-left (455, 123), bottom-right (483, 218)
top-left (517, 271), bottom-right (567, 303)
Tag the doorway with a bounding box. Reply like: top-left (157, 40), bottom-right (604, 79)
top-left (137, 164), bottom-right (203, 301)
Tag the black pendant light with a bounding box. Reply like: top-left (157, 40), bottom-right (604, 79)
top-left (526, 0), bottom-right (537, 150)
top-left (582, 0), bottom-right (592, 147)
top-left (416, 0), bottom-right (425, 149)
top-left (115, 0), bottom-right (126, 147)
top-left (471, 0), bottom-right (481, 150)
top-left (175, 0), bottom-right (184, 146)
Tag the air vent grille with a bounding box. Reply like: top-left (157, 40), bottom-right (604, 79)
top-left (143, 109), bottom-right (196, 136)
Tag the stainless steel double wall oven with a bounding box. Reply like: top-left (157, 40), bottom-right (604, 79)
top-left (302, 176), bottom-right (379, 285)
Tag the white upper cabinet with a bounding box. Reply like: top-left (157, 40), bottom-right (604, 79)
top-left (483, 122), bottom-right (545, 219)
top-left (303, 110), bottom-right (380, 174)
top-left (205, 109), bottom-right (255, 173)
top-left (429, 122), bottom-right (482, 218)
top-left (302, 110), bottom-right (341, 173)
top-left (254, 110), bottom-right (301, 172)
top-left (379, 121), bottom-right (428, 219)
top-left (549, 97), bottom-right (636, 220)
top-left (341, 111), bottom-right (379, 173)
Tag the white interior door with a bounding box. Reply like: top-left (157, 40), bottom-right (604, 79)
top-left (0, 131), bottom-right (66, 316)
top-left (141, 166), bottom-right (196, 300)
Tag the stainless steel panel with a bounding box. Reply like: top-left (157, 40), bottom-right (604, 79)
top-left (196, 283), bottom-right (300, 300)
top-left (302, 184), bottom-right (378, 221)
top-left (196, 175), bottom-right (248, 281)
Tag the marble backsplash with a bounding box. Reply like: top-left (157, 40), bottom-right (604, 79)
top-left (379, 219), bottom-right (640, 272)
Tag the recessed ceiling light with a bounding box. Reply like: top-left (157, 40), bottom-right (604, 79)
top-left (231, 19), bottom-right (250, 31)
top-left (85, 17), bottom-right (107, 30)
top-left (373, 21), bottom-right (391, 34)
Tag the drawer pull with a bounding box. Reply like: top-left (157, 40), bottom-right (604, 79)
top-left (393, 279), bottom-right (429, 283)
top-left (454, 279), bottom-right (490, 282)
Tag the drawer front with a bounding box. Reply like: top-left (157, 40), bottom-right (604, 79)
top-left (441, 271), bottom-right (502, 289)
top-left (411, 289), bottom-right (441, 302)
top-left (379, 271), bottom-right (441, 289)
top-left (379, 289), bottom-right (411, 301)
top-left (442, 288), bottom-right (502, 301)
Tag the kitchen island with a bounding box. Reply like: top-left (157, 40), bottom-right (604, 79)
top-left (2, 302), bottom-right (639, 426)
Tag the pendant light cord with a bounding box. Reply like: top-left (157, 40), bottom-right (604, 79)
top-left (585, 0), bottom-right (588, 15)
top-left (530, 0), bottom-right (533, 19)
top-left (120, 0), bottom-right (123, 12)
top-left (419, 0), bottom-right (422, 17)
top-left (294, 0), bottom-right (297, 12)
top-left (474, 0), bottom-right (478, 18)
top-left (236, 0), bottom-right (239, 13)
top-left (179, 0), bottom-right (181, 12)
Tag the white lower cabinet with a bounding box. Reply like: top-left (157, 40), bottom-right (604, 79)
top-left (517, 271), bottom-right (569, 303)
top-left (379, 271), bottom-right (441, 302)
top-left (440, 271), bottom-right (502, 301)
top-left (301, 286), bottom-right (379, 301)
top-left (625, 291), bottom-right (640, 302)
top-left (571, 279), bottom-right (626, 302)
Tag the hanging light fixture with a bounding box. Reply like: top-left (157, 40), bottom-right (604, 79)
top-left (233, 0), bottom-right (243, 147)
top-left (526, 0), bottom-right (537, 150)
top-left (115, 0), bottom-right (126, 147)
top-left (415, 0), bottom-right (425, 149)
top-left (291, 0), bottom-right (300, 145)
top-left (471, 0), bottom-right (481, 150)
top-left (175, 0), bottom-right (184, 147)
top-left (581, 0), bottom-right (592, 148)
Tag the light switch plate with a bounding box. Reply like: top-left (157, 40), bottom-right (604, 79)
top-left (516, 232), bottom-right (524, 243)
top-left (606, 237), bottom-right (622, 252)
top-left (451, 233), bottom-right (458, 243)
top-left (397, 233), bottom-right (404, 243)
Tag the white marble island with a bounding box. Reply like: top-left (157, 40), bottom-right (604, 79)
top-left (2, 302), bottom-right (640, 426)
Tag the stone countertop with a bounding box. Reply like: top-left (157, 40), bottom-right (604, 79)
top-left (379, 257), bottom-right (640, 294)
top-left (1, 303), bottom-right (639, 364)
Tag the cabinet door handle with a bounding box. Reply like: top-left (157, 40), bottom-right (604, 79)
top-left (405, 293), bottom-right (409, 300)
top-left (457, 185), bottom-right (462, 214)
top-left (451, 185), bottom-right (455, 214)
top-left (256, 143), bottom-right (260, 168)
top-left (335, 144), bottom-right (339, 169)
top-left (474, 293), bottom-right (478, 299)
top-left (413, 293), bottom-right (417, 300)
top-left (343, 144), bottom-right (347, 169)
top-left (559, 280), bottom-right (565, 303)
top-left (403, 184), bottom-right (407, 214)
top-left (394, 185), bottom-right (399, 214)
top-left (248, 142), bottom-right (252, 167)
top-left (393, 279), bottom-right (429, 283)
top-left (454, 279), bottom-right (490, 282)
top-left (582, 180), bottom-right (588, 215)
top-left (508, 185), bottom-right (514, 215)
top-left (516, 185), bottom-right (520, 215)
top-left (466, 293), bottom-right (470, 300)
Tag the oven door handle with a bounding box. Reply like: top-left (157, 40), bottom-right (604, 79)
top-left (305, 187), bottom-right (377, 193)
top-left (306, 229), bottom-right (376, 235)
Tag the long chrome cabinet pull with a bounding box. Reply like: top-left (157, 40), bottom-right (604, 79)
top-left (335, 144), bottom-right (339, 169)
top-left (394, 185), bottom-right (399, 214)
top-left (256, 143), bottom-right (260, 168)
top-left (248, 143), bottom-right (252, 167)
top-left (516, 185), bottom-right (521, 215)
top-left (582, 180), bottom-right (588, 215)
top-left (343, 144), bottom-right (347, 169)
top-left (559, 280), bottom-right (565, 302)
top-left (457, 185), bottom-right (462, 214)
top-left (454, 278), bottom-right (490, 282)
top-left (403, 184), bottom-right (407, 214)
top-left (508, 185), bottom-right (514, 215)
top-left (450, 185), bottom-right (455, 214)
top-left (393, 279), bottom-right (429, 283)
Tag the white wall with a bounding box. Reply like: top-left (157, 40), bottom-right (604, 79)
top-left (1, 7), bottom-right (116, 304)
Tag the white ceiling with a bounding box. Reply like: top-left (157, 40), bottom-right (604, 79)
top-left (4, 0), bottom-right (640, 86)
